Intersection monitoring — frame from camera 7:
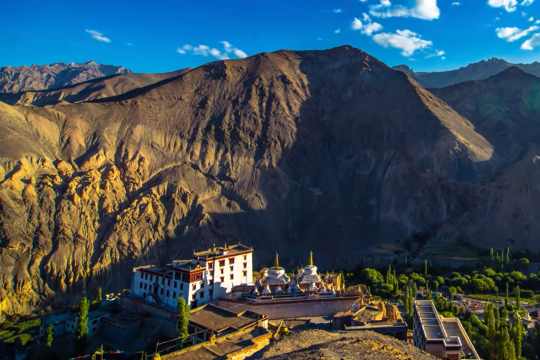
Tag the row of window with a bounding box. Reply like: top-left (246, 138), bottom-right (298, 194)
top-left (207, 255), bottom-right (249, 270)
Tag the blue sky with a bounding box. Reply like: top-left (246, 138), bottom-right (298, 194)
top-left (1, 0), bottom-right (540, 73)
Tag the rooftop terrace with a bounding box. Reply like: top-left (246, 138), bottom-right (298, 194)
top-left (193, 243), bottom-right (253, 259)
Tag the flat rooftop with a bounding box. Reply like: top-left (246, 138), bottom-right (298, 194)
top-left (415, 300), bottom-right (448, 341)
top-left (190, 304), bottom-right (263, 333)
top-left (216, 297), bottom-right (359, 320)
top-left (442, 318), bottom-right (481, 359)
top-left (193, 243), bottom-right (253, 259)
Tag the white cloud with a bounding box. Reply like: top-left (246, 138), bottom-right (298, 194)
top-left (233, 48), bottom-right (248, 58)
top-left (351, 13), bottom-right (383, 35)
top-left (177, 41), bottom-right (248, 60)
top-left (521, 33), bottom-right (540, 49)
top-left (451, 1), bottom-right (461, 5)
top-left (333, 8), bottom-right (343, 13)
top-left (363, 22), bottom-right (384, 35)
top-left (373, 29), bottom-right (432, 56)
top-left (426, 49), bottom-right (446, 59)
top-left (370, 0), bottom-right (440, 21)
top-left (496, 25), bottom-right (539, 41)
top-left (85, 29), bottom-right (111, 43)
top-left (334, 28), bottom-right (342, 34)
top-left (487, 0), bottom-right (534, 12)
top-left (352, 17), bottom-right (364, 30)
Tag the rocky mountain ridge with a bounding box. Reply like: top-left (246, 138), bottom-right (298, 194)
top-left (395, 57), bottom-right (540, 88)
top-left (0, 61), bottom-right (129, 93)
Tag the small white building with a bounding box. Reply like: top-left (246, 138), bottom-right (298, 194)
top-left (131, 243), bottom-right (253, 308)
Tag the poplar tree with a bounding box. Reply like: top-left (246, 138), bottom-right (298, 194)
top-left (77, 296), bottom-right (89, 341)
top-left (96, 287), bottom-right (103, 303)
top-left (512, 311), bottom-right (523, 360)
top-left (177, 297), bottom-right (190, 342)
top-left (515, 285), bottom-right (521, 309)
top-left (46, 324), bottom-right (54, 348)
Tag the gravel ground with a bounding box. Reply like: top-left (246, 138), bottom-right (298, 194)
top-left (250, 328), bottom-right (438, 360)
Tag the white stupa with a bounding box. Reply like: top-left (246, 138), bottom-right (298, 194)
top-left (297, 251), bottom-right (322, 290)
top-left (262, 253), bottom-right (290, 286)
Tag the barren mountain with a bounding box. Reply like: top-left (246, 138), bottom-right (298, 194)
top-left (0, 70), bottom-right (186, 106)
top-left (423, 67), bottom-right (540, 254)
top-left (0, 46), bottom-right (494, 318)
top-left (396, 58), bottom-right (540, 88)
top-left (0, 61), bottom-right (128, 93)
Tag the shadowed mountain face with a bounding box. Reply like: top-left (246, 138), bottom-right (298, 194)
top-left (396, 58), bottom-right (540, 88)
top-left (0, 61), bottom-right (129, 93)
top-left (429, 68), bottom-right (540, 252)
top-left (0, 46), bottom-right (496, 317)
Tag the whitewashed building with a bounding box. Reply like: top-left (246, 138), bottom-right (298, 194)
top-left (131, 243), bottom-right (253, 308)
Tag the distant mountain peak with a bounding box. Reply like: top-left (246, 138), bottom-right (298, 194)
top-left (0, 61), bottom-right (130, 93)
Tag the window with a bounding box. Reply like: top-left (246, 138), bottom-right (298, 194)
top-left (166, 290), bottom-right (170, 297)
top-left (199, 292), bottom-right (204, 299)
top-left (244, 255), bottom-right (247, 260)
top-left (220, 276), bottom-right (224, 283)
top-left (230, 274), bottom-right (234, 280)
top-left (180, 283), bottom-right (184, 290)
top-left (160, 288), bottom-right (164, 295)
top-left (174, 281), bottom-right (178, 288)
top-left (243, 262), bottom-right (248, 269)
top-left (220, 269), bottom-right (224, 275)
top-left (229, 266), bottom-right (233, 272)
top-left (229, 257), bottom-right (235, 264)
top-left (191, 294), bottom-right (195, 301)
top-left (167, 279), bottom-right (170, 286)
top-left (208, 262), bottom-right (213, 269)
top-left (219, 260), bottom-right (225, 267)
top-left (192, 283), bottom-right (196, 290)
top-left (173, 292), bottom-right (176, 299)
top-left (243, 271), bottom-right (247, 277)
top-left (139, 283), bottom-right (143, 288)
top-left (209, 289), bottom-right (214, 298)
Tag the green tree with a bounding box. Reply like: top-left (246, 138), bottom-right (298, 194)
top-left (177, 297), bottom-right (190, 342)
top-left (359, 268), bottom-right (384, 289)
top-left (515, 285), bottom-right (521, 309)
top-left (96, 287), bottom-right (103, 303)
top-left (512, 311), bottom-right (523, 360)
top-left (499, 325), bottom-right (516, 360)
top-left (505, 282), bottom-right (510, 308)
top-left (485, 303), bottom-right (496, 340)
top-left (77, 296), bottom-right (89, 341)
top-left (46, 324), bottom-right (54, 348)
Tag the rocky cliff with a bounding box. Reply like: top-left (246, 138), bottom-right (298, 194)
top-left (0, 46), bottom-right (500, 318)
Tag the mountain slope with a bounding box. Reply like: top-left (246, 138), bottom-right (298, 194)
top-left (0, 70), bottom-right (186, 106)
top-left (0, 61), bottom-right (128, 93)
top-left (0, 46), bottom-right (493, 318)
top-left (422, 67), bottom-right (540, 253)
top-left (396, 58), bottom-right (540, 88)
top-left (433, 67), bottom-right (540, 165)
